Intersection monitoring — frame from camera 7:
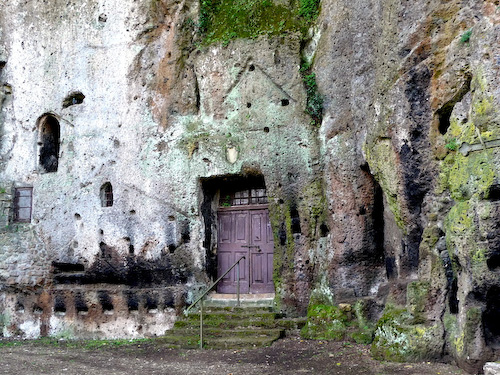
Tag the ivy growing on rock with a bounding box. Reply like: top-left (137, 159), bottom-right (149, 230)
top-left (300, 62), bottom-right (323, 126)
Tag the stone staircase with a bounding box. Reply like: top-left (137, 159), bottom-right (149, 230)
top-left (159, 294), bottom-right (306, 349)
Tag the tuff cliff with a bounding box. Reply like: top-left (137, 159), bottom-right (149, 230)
top-left (0, 0), bottom-right (499, 373)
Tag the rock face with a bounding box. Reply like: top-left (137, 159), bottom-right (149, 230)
top-left (0, 0), bottom-right (499, 372)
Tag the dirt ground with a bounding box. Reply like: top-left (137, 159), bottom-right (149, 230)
top-left (0, 336), bottom-right (468, 375)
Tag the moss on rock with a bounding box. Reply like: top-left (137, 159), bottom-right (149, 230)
top-left (300, 303), bottom-right (375, 344)
top-left (364, 139), bottom-right (405, 230)
top-left (371, 304), bottom-right (443, 362)
top-left (300, 304), bottom-right (349, 340)
top-left (406, 281), bottom-right (430, 323)
top-left (198, 0), bottom-right (320, 46)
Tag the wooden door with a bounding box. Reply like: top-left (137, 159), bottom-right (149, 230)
top-left (217, 207), bottom-right (274, 293)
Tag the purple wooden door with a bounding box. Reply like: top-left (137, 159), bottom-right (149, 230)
top-left (217, 207), bottom-right (274, 293)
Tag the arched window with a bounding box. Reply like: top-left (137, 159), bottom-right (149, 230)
top-left (37, 114), bottom-right (60, 173)
top-left (100, 182), bottom-right (113, 207)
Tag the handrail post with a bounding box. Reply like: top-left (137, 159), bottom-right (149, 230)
top-left (237, 261), bottom-right (240, 307)
top-left (200, 300), bottom-right (203, 349)
top-left (185, 255), bottom-right (246, 314)
top-left (183, 255), bottom-right (246, 349)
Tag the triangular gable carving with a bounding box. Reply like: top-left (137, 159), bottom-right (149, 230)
top-left (223, 62), bottom-right (294, 112)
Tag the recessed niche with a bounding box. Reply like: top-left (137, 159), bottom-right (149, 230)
top-left (126, 292), bottom-right (139, 312)
top-left (320, 223), bottom-right (330, 237)
top-left (37, 114), bottom-right (60, 173)
top-left (246, 102), bottom-right (252, 108)
top-left (33, 305), bottom-right (43, 315)
top-left (54, 295), bottom-right (66, 314)
top-left (249, 64), bottom-right (255, 72)
top-left (98, 291), bottom-right (114, 312)
top-left (15, 302), bottom-right (25, 313)
top-left (75, 293), bottom-right (88, 314)
top-left (62, 91), bottom-right (85, 108)
top-left (281, 99), bottom-right (289, 106)
top-left (263, 127), bottom-right (270, 133)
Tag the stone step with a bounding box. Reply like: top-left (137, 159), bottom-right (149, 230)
top-left (202, 293), bottom-right (275, 308)
top-left (181, 307), bottom-right (278, 320)
top-left (160, 300), bottom-right (301, 349)
top-left (175, 312), bottom-right (306, 330)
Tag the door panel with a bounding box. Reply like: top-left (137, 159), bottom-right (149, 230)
top-left (249, 210), bottom-right (274, 293)
top-left (217, 207), bottom-right (274, 294)
top-left (217, 211), bottom-right (250, 293)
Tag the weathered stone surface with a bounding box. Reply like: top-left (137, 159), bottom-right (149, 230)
top-left (0, 0), bottom-right (500, 372)
top-left (485, 362), bottom-right (500, 375)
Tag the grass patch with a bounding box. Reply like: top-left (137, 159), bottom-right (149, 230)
top-left (198, 0), bottom-right (321, 45)
top-left (0, 338), bottom-right (153, 350)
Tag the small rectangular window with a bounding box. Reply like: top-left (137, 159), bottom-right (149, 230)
top-left (13, 187), bottom-right (33, 223)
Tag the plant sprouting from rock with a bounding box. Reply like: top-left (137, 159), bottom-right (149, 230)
top-left (445, 138), bottom-right (458, 151)
top-left (460, 29), bottom-right (472, 44)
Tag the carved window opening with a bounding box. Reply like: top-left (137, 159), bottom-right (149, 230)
top-left (37, 114), bottom-right (60, 173)
top-left (100, 182), bottom-right (113, 207)
top-left (13, 187), bottom-right (33, 223)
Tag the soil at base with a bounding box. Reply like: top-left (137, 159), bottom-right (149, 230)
top-left (0, 336), bottom-right (467, 375)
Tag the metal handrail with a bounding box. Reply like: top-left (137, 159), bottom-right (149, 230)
top-left (184, 255), bottom-right (246, 349)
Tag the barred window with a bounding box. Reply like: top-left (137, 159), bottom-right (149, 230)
top-left (220, 188), bottom-right (267, 207)
top-left (100, 182), bottom-right (113, 207)
top-left (14, 187), bottom-right (33, 223)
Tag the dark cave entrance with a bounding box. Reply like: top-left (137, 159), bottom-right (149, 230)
top-left (37, 114), bottom-right (60, 173)
top-left (483, 286), bottom-right (500, 349)
top-left (200, 173), bottom-right (269, 285)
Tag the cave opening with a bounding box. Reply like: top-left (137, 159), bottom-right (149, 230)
top-left (437, 103), bottom-right (454, 135)
top-left (62, 91), bottom-right (85, 108)
top-left (436, 74), bottom-right (471, 135)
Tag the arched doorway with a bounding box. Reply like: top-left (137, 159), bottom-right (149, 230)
top-left (37, 114), bottom-right (60, 173)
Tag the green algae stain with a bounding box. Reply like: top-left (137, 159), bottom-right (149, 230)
top-left (445, 201), bottom-right (473, 237)
top-left (448, 308), bottom-right (481, 356)
top-left (406, 281), bottom-right (430, 323)
top-left (446, 152), bottom-right (495, 201)
top-left (364, 139), bottom-right (405, 230)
